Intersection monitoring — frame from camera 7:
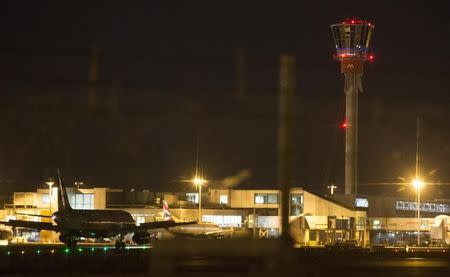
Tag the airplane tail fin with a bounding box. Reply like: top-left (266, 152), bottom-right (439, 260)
top-left (56, 168), bottom-right (72, 211)
top-left (163, 201), bottom-right (172, 221)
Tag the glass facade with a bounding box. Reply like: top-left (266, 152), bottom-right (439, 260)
top-left (70, 193), bottom-right (94, 210)
top-left (254, 193), bottom-right (278, 204)
top-left (290, 193), bottom-right (304, 216)
top-left (202, 215), bottom-right (242, 227)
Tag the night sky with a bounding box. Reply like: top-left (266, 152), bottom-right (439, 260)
top-left (0, 2), bottom-right (449, 199)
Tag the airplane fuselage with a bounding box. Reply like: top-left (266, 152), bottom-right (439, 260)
top-left (52, 209), bottom-right (136, 238)
top-left (165, 222), bottom-right (224, 238)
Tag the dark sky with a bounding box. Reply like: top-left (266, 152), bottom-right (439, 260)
top-left (0, 2), bottom-right (449, 198)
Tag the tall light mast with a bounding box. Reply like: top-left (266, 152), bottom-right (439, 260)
top-left (330, 19), bottom-right (375, 195)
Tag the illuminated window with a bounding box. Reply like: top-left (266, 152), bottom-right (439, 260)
top-left (186, 193), bottom-right (198, 204)
top-left (219, 195), bottom-right (228, 204)
top-left (202, 215), bottom-right (242, 227)
top-left (255, 195), bottom-right (264, 204)
top-left (290, 194), bottom-right (304, 216)
top-left (254, 193), bottom-right (278, 204)
top-left (42, 194), bottom-right (50, 204)
top-left (355, 198), bottom-right (369, 208)
top-left (136, 216), bottom-right (145, 225)
top-left (372, 219), bottom-right (381, 230)
top-left (70, 193), bottom-right (94, 210)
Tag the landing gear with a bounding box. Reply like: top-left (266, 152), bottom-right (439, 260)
top-left (67, 239), bottom-right (78, 249)
top-left (115, 241), bottom-right (126, 250)
top-left (59, 234), bottom-right (78, 249)
top-left (115, 235), bottom-right (126, 250)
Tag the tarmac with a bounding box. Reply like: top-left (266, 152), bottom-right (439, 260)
top-left (1, 242), bottom-right (449, 276)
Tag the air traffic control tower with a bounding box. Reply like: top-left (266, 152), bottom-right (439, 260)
top-left (330, 19), bottom-right (374, 195)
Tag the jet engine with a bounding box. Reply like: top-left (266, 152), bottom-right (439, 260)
top-left (132, 231), bottom-right (151, 245)
top-left (0, 228), bottom-right (12, 240)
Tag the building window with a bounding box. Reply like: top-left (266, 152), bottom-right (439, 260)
top-left (186, 193), bottom-right (198, 204)
top-left (290, 194), bottom-right (304, 216)
top-left (219, 195), bottom-right (228, 204)
top-left (202, 215), bottom-right (242, 227)
top-left (372, 219), bottom-right (381, 230)
top-left (355, 198), bottom-right (369, 208)
top-left (135, 216), bottom-right (145, 226)
top-left (254, 193), bottom-right (278, 204)
top-left (70, 193), bottom-right (94, 210)
top-left (42, 194), bottom-right (50, 205)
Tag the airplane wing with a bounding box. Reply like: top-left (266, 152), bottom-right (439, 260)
top-left (136, 220), bottom-right (197, 231)
top-left (203, 230), bottom-right (226, 236)
top-left (1, 219), bottom-right (198, 235)
top-left (15, 213), bottom-right (53, 218)
top-left (0, 220), bottom-right (62, 232)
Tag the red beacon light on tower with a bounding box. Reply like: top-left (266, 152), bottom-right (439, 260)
top-left (340, 119), bottom-right (349, 129)
top-left (341, 19), bottom-right (373, 26)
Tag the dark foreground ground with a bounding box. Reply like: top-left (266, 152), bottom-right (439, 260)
top-left (1, 243), bottom-right (449, 276)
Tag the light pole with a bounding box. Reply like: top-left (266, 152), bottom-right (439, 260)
top-left (192, 177), bottom-right (206, 223)
top-left (75, 181), bottom-right (84, 190)
top-left (45, 180), bottom-right (55, 212)
top-left (412, 178), bottom-right (424, 246)
top-left (327, 184), bottom-right (337, 195)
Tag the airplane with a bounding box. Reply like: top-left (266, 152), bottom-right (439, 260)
top-left (154, 201), bottom-right (227, 239)
top-left (0, 169), bottom-right (196, 249)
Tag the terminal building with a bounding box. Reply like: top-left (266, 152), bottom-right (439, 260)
top-left (331, 194), bottom-right (450, 246)
top-left (2, 185), bottom-right (450, 246)
top-left (0, 186), bottom-right (368, 245)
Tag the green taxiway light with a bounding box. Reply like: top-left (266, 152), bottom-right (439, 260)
top-left (36, 250), bottom-right (41, 254)
top-left (91, 247), bottom-right (95, 251)
top-left (7, 251), bottom-right (11, 255)
top-left (103, 246), bottom-right (108, 251)
top-left (64, 248), bottom-right (70, 254)
top-left (78, 248), bottom-right (83, 252)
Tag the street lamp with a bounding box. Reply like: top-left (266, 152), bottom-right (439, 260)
top-left (412, 178), bottom-right (424, 246)
top-left (75, 181), bottom-right (84, 190)
top-left (327, 184), bottom-right (337, 195)
top-left (45, 179), bottom-right (55, 212)
top-left (192, 177), bottom-right (206, 223)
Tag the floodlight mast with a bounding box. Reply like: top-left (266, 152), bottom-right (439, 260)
top-left (330, 19), bottom-right (375, 195)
